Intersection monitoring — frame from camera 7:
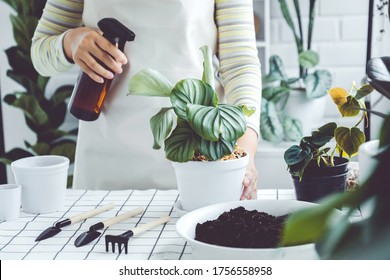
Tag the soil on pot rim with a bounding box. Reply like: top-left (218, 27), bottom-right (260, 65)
top-left (192, 146), bottom-right (247, 162)
top-left (195, 206), bottom-right (288, 248)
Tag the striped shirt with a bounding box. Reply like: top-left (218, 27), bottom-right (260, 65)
top-left (31, 0), bottom-right (261, 135)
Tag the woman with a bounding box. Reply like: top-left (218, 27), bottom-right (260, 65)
top-left (31, 0), bottom-right (262, 199)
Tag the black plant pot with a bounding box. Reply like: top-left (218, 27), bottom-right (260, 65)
top-left (292, 157), bottom-right (349, 203)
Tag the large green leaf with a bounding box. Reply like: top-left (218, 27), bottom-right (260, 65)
top-left (284, 144), bottom-right (312, 166)
top-left (263, 55), bottom-right (288, 83)
top-left (5, 46), bottom-right (37, 81)
top-left (128, 69), bottom-right (173, 97)
top-left (164, 122), bottom-right (198, 162)
top-left (200, 45), bottom-right (215, 90)
top-left (338, 96), bottom-right (361, 117)
top-left (170, 79), bottom-right (217, 120)
top-left (10, 14), bottom-right (38, 53)
top-left (150, 107), bottom-right (174, 149)
top-left (309, 122), bottom-right (337, 148)
top-left (334, 126), bottom-right (365, 157)
top-left (4, 94), bottom-right (49, 126)
top-left (304, 69), bottom-right (332, 99)
top-left (282, 116), bottom-right (302, 141)
top-left (186, 103), bottom-right (247, 143)
top-left (355, 84), bottom-right (375, 100)
top-left (198, 138), bottom-right (235, 161)
top-left (299, 50), bottom-right (319, 69)
top-left (260, 99), bottom-right (284, 143)
top-left (262, 86), bottom-right (290, 103)
top-left (50, 85), bottom-right (73, 108)
top-left (366, 56), bottom-right (390, 100)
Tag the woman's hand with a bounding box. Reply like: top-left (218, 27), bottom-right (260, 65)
top-left (63, 27), bottom-right (128, 83)
top-left (237, 128), bottom-right (259, 200)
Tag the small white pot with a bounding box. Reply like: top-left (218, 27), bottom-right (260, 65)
top-left (283, 89), bottom-right (327, 136)
top-left (358, 139), bottom-right (380, 184)
top-left (172, 154), bottom-right (249, 211)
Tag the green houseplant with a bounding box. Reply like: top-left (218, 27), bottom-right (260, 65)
top-left (128, 45), bottom-right (254, 211)
top-left (261, 0), bottom-right (332, 143)
top-left (284, 82), bottom-right (375, 202)
top-left (281, 57), bottom-right (390, 259)
top-left (0, 0), bottom-right (76, 186)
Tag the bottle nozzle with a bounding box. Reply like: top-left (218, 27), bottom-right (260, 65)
top-left (98, 18), bottom-right (135, 50)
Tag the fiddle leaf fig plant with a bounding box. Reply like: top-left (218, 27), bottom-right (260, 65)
top-left (260, 0), bottom-right (332, 143)
top-left (284, 82), bottom-right (374, 180)
top-left (128, 45), bottom-right (255, 162)
top-left (0, 0), bottom-right (77, 186)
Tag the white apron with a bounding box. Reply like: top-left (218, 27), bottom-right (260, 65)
top-left (73, 0), bottom-right (218, 190)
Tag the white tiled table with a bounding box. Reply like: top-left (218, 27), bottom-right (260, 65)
top-left (0, 189), bottom-right (361, 260)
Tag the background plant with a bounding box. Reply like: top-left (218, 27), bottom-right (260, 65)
top-left (284, 82), bottom-right (373, 180)
top-left (128, 46), bottom-right (254, 162)
top-left (260, 0), bottom-right (332, 143)
top-left (281, 56), bottom-right (390, 259)
top-left (0, 0), bottom-right (77, 186)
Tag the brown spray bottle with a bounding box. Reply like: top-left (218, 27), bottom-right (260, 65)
top-left (68, 18), bottom-right (135, 121)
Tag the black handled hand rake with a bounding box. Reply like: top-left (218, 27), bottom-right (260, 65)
top-left (105, 215), bottom-right (170, 254)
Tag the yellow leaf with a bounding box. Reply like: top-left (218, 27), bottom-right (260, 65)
top-left (328, 87), bottom-right (348, 106)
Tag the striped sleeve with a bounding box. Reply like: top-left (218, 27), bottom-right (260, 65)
top-left (31, 0), bottom-right (84, 76)
top-left (215, 0), bottom-right (262, 137)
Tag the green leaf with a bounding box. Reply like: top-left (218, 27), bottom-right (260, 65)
top-left (263, 55), bottom-right (288, 83)
top-left (128, 69), bottom-right (173, 97)
top-left (219, 105), bottom-right (247, 141)
top-left (260, 99), bottom-right (284, 143)
top-left (50, 85), bottom-right (74, 108)
top-left (282, 117), bottom-right (302, 141)
top-left (198, 138), bottom-right (235, 161)
top-left (241, 105), bottom-right (256, 117)
top-left (6, 94), bottom-right (49, 126)
top-left (186, 104), bottom-right (220, 142)
top-left (10, 14), bottom-right (38, 53)
top-left (299, 50), bottom-right (319, 68)
top-left (164, 122), bottom-right (198, 162)
top-left (334, 126), bottom-right (365, 157)
top-left (170, 79), bottom-right (217, 120)
top-left (149, 107), bottom-right (174, 149)
top-left (355, 84), bottom-right (375, 100)
top-left (31, 142), bottom-right (50, 155)
top-left (50, 140), bottom-right (76, 163)
top-left (262, 86), bottom-right (290, 103)
top-left (304, 70), bottom-right (332, 99)
top-left (366, 56), bottom-right (390, 99)
top-left (278, 0), bottom-right (303, 54)
top-left (310, 122), bottom-right (337, 148)
top-left (284, 144), bottom-right (312, 166)
top-left (200, 45), bottom-right (215, 90)
top-left (338, 96), bottom-right (361, 117)
top-left (0, 148), bottom-right (34, 165)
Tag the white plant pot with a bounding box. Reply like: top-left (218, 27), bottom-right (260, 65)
top-left (172, 154), bottom-right (249, 211)
top-left (283, 89), bottom-right (327, 136)
top-left (358, 140), bottom-right (380, 184)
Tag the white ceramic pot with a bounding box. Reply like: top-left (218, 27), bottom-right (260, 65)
top-left (283, 89), bottom-right (327, 137)
top-left (358, 139), bottom-right (380, 184)
top-left (172, 154), bottom-right (249, 211)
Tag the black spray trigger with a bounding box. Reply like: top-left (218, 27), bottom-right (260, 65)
top-left (98, 18), bottom-right (135, 51)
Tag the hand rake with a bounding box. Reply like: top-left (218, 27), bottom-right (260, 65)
top-left (105, 215), bottom-right (170, 254)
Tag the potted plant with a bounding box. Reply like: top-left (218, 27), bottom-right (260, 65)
top-left (281, 58), bottom-right (390, 259)
top-left (0, 0), bottom-right (77, 187)
top-left (260, 0), bottom-right (332, 143)
top-left (284, 82), bottom-right (375, 202)
top-left (128, 45), bottom-right (255, 211)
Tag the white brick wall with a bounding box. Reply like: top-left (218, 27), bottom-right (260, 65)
top-left (270, 0), bottom-right (371, 90)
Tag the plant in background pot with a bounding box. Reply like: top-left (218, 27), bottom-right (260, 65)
top-left (284, 82), bottom-right (375, 202)
top-left (128, 46), bottom-right (255, 212)
top-left (261, 0), bottom-right (332, 143)
top-left (0, 0), bottom-right (77, 187)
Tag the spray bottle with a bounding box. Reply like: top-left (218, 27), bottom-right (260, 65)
top-left (68, 18), bottom-right (135, 121)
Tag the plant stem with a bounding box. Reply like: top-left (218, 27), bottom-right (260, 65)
top-left (306, 0), bottom-right (317, 77)
top-left (293, 0), bottom-right (304, 77)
